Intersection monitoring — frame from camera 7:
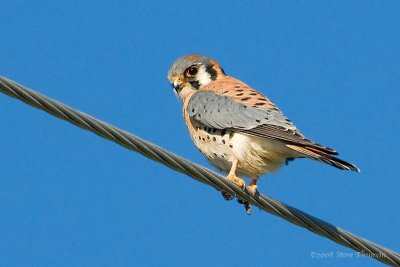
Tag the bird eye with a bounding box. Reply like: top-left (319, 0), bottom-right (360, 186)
top-left (186, 66), bottom-right (198, 76)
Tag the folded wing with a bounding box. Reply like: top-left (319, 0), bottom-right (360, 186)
top-left (187, 90), bottom-right (337, 155)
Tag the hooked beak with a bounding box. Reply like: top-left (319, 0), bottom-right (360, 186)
top-left (171, 80), bottom-right (183, 93)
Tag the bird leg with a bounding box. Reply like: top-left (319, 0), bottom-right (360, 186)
top-left (226, 159), bottom-right (245, 190)
top-left (220, 159), bottom-right (252, 214)
top-left (226, 159), bottom-right (252, 214)
top-left (220, 158), bottom-right (245, 200)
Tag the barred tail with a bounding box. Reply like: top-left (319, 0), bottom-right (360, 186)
top-left (286, 144), bottom-right (360, 172)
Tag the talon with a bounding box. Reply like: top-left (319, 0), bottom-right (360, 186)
top-left (236, 199), bottom-right (251, 214)
top-left (221, 191), bottom-right (234, 201)
top-left (244, 201), bottom-right (251, 215)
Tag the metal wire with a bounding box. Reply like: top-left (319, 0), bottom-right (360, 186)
top-left (0, 76), bottom-right (399, 266)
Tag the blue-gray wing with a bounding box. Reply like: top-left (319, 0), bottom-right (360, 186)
top-left (187, 91), bottom-right (337, 154)
top-left (187, 91), bottom-right (295, 130)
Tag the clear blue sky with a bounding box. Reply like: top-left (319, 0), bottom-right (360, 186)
top-left (1, 1), bottom-right (399, 266)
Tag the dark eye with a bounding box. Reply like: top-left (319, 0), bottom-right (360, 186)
top-left (186, 66), bottom-right (198, 76)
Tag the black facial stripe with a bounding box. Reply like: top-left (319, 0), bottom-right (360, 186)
top-left (189, 80), bottom-right (200, 89)
top-left (205, 65), bottom-right (218, 80)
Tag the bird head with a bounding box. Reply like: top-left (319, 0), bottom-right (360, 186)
top-left (167, 54), bottom-right (225, 101)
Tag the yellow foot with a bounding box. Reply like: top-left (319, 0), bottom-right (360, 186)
top-left (247, 179), bottom-right (258, 196)
top-left (247, 184), bottom-right (258, 196)
top-left (227, 174), bottom-right (246, 190)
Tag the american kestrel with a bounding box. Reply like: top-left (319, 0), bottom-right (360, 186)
top-left (168, 54), bottom-right (359, 213)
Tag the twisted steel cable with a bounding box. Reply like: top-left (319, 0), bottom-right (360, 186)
top-left (0, 76), bottom-right (399, 266)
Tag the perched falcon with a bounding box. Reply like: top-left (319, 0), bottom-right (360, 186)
top-left (168, 54), bottom-right (359, 213)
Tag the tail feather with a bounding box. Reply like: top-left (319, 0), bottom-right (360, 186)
top-left (286, 144), bottom-right (360, 172)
